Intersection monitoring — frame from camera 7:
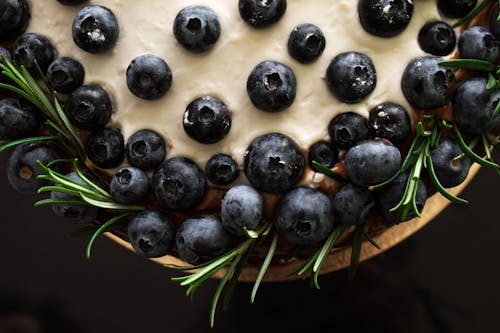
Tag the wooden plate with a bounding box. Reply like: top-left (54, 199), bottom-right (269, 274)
top-left (106, 164), bottom-right (480, 282)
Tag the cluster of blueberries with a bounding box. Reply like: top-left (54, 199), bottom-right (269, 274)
top-left (1, 0), bottom-right (500, 264)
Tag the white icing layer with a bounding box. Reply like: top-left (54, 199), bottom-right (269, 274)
top-left (28, 0), bottom-right (443, 175)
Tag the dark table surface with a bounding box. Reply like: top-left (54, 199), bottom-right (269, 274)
top-left (0, 153), bottom-right (499, 333)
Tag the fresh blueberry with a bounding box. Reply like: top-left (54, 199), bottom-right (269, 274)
top-left (205, 153), bottom-right (239, 186)
top-left (453, 77), bottom-right (500, 135)
top-left (183, 96), bottom-right (232, 144)
top-left (328, 112), bottom-right (369, 149)
top-left (110, 167), bottom-right (149, 205)
top-left (152, 157), bottom-right (207, 211)
top-left (288, 23), bottom-right (326, 64)
top-left (127, 210), bottom-right (176, 258)
top-left (376, 172), bottom-right (427, 223)
top-left (51, 171), bottom-right (99, 224)
top-left (368, 103), bottom-right (411, 144)
top-left (0, 98), bottom-right (39, 140)
top-left (173, 6), bottom-right (220, 53)
top-left (57, 0), bottom-right (86, 5)
top-left (308, 141), bottom-right (339, 172)
top-left (326, 52), bottom-right (377, 104)
top-left (358, 0), bottom-right (414, 38)
top-left (247, 60), bottom-right (297, 112)
top-left (176, 216), bottom-right (233, 265)
top-left (239, 0), bottom-right (287, 28)
top-left (126, 54), bottom-right (172, 100)
top-left (125, 129), bottom-right (167, 170)
top-left (220, 185), bottom-right (263, 236)
top-left (333, 183), bottom-right (376, 225)
top-left (437, 0), bottom-right (478, 18)
top-left (344, 140), bottom-right (401, 187)
top-left (401, 56), bottom-right (455, 109)
top-left (418, 21), bottom-right (456, 56)
top-left (13, 33), bottom-right (57, 74)
top-left (65, 84), bottom-right (112, 131)
top-left (46, 57), bottom-right (85, 94)
top-left (275, 187), bottom-right (334, 246)
top-left (72, 5), bottom-right (119, 54)
top-left (458, 26), bottom-right (499, 63)
top-left (430, 138), bottom-right (472, 188)
top-left (244, 133), bottom-right (305, 194)
top-left (0, 0), bottom-right (30, 41)
top-left (0, 46), bottom-right (11, 62)
top-left (7, 142), bottom-right (60, 194)
top-left (85, 128), bottom-right (124, 169)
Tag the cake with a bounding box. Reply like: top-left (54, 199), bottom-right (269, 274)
top-left (1, 0), bottom-right (500, 326)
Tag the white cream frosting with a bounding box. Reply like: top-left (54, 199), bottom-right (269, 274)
top-left (27, 0), bottom-right (444, 180)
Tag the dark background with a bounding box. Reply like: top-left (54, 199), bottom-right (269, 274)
top-left (0, 153), bottom-right (499, 333)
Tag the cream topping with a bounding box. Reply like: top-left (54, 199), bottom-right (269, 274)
top-left (28, 0), bottom-right (443, 183)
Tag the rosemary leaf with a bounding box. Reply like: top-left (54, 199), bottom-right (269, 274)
top-left (251, 231), bottom-right (278, 303)
top-left (80, 193), bottom-right (144, 211)
top-left (487, 73), bottom-right (498, 89)
top-left (348, 224), bottom-right (364, 281)
top-left (362, 228), bottom-right (381, 250)
top-left (438, 59), bottom-right (497, 72)
top-left (34, 198), bottom-right (86, 207)
top-left (72, 159), bottom-right (112, 199)
top-left (312, 161), bottom-right (347, 183)
top-left (452, 0), bottom-right (495, 28)
top-left (0, 136), bottom-right (59, 152)
top-left (452, 125), bottom-right (500, 169)
top-left (86, 213), bottom-right (130, 259)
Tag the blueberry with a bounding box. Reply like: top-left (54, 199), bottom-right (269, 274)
top-left (418, 21), bottom-right (456, 56)
top-left (358, 0), bottom-right (414, 38)
top-left (85, 128), bottom-right (124, 169)
top-left (183, 96), bottom-right (232, 144)
top-left (13, 33), bottom-right (57, 74)
top-left (275, 187), bottom-right (334, 246)
top-left (328, 112), bottom-right (369, 149)
top-left (65, 84), bottom-right (112, 131)
top-left (176, 216), bottom-right (233, 265)
top-left (127, 210), bottom-right (176, 258)
top-left (57, 0), bottom-right (86, 5)
top-left (437, 0), bottom-right (478, 18)
top-left (333, 183), bottom-right (376, 225)
top-left (126, 54), bottom-right (172, 100)
top-left (7, 142), bottom-right (60, 194)
top-left (401, 56), bottom-right (456, 110)
top-left (368, 103), bottom-right (411, 144)
top-left (247, 61), bottom-right (297, 112)
top-left (458, 26), bottom-right (499, 63)
top-left (308, 141), bottom-right (339, 171)
top-left (46, 57), bottom-right (85, 94)
top-left (0, 0), bottom-right (30, 41)
top-left (220, 185), bottom-right (263, 236)
top-left (205, 153), bottom-right (239, 186)
top-left (453, 77), bottom-right (500, 135)
top-left (376, 173), bottom-right (427, 223)
top-left (125, 129), bottom-right (166, 170)
top-left (430, 138), bottom-right (472, 188)
top-left (173, 6), bottom-right (220, 53)
top-left (152, 157), bottom-right (207, 211)
top-left (239, 0), bottom-right (287, 28)
top-left (51, 171), bottom-right (99, 224)
top-left (0, 98), bottom-right (39, 140)
top-left (244, 133), bottom-right (305, 194)
top-left (0, 46), bottom-right (11, 62)
top-left (288, 23), bottom-right (326, 64)
top-left (110, 167), bottom-right (149, 205)
top-left (344, 140), bottom-right (401, 187)
top-left (72, 5), bottom-right (119, 54)
top-left (326, 52), bottom-right (377, 104)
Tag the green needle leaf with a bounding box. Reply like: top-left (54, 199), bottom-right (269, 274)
top-left (312, 161), bottom-right (347, 183)
top-left (86, 213), bottom-right (130, 259)
top-left (452, 0), bottom-right (495, 28)
top-left (251, 232), bottom-right (278, 303)
top-left (453, 125), bottom-right (500, 170)
top-left (0, 136), bottom-right (59, 152)
top-left (438, 59), bottom-right (497, 72)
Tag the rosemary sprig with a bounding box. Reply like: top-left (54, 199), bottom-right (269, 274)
top-left (0, 59), bottom-right (86, 160)
top-left (293, 225), bottom-right (348, 289)
top-left (311, 160), bottom-right (347, 183)
top-left (171, 222), bottom-right (275, 327)
top-left (452, 0), bottom-right (496, 28)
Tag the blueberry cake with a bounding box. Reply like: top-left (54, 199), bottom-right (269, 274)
top-left (1, 0), bottom-right (500, 324)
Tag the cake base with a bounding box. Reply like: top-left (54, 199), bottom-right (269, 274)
top-left (106, 164), bottom-right (480, 282)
